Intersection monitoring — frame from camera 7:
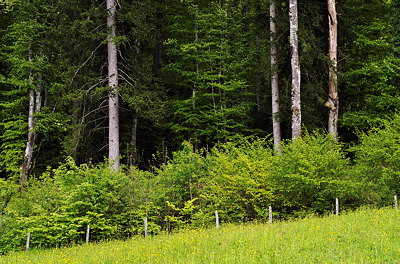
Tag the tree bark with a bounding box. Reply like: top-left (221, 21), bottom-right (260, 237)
top-left (270, 0), bottom-right (281, 149)
top-left (256, 35), bottom-right (262, 113)
top-left (20, 50), bottom-right (35, 186)
top-left (129, 112), bottom-right (137, 167)
top-left (20, 89), bottom-right (35, 186)
top-left (327, 0), bottom-right (339, 140)
top-left (107, 0), bottom-right (120, 171)
top-left (289, 0), bottom-right (301, 139)
top-left (20, 49), bottom-right (45, 185)
top-left (193, 25), bottom-right (198, 111)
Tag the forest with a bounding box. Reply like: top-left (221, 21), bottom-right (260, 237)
top-left (0, 0), bottom-right (399, 253)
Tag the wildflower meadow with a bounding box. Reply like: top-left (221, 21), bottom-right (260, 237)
top-left (1, 207), bottom-right (399, 263)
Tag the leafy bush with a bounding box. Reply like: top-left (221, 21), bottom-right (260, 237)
top-left (202, 135), bottom-right (362, 221)
top-left (0, 158), bottom-right (161, 253)
top-left (203, 139), bottom-right (275, 222)
top-left (4, 129), bottom-right (396, 253)
top-left (270, 134), bottom-right (362, 217)
top-left (157, 134), bottom-right (362, 225)
top-left (350, 114), bottom-right (400, 205)
top-left (155, 142), bottom-right (210, 230)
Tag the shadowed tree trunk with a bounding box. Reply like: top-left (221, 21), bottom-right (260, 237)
top-left (129, 111), bottom-right (137, 167)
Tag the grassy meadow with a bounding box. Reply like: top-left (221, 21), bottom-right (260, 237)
top-left (1, 207), bottom-right (399, 264)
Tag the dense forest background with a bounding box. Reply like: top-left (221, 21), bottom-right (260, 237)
top-left (0, 0), bottom-right (399, 253)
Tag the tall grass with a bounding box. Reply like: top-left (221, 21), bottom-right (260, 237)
top-left (1, 207), bottom-right (399, 264)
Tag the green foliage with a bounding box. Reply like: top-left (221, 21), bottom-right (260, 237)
top-left (0, 118), bottom-right (25, 177)
top-left (350, 114), bottom-right (400, 204)
top-left (164, 1), bottom-right (259, 146)
top-left (0, 158), bottom-right (161, 253)
top-left (340, 0), bottom-right (400, 131)
top-left (390, 0), bottom-right (400, 56)
top-left (201, 134), bottom-right (361, 221)
top-left (156, 134), bottom-right (363, 225)
top-left (270, 135), bottom-right (360, 217)
top-left (0, 178), bottom-right (18, 217)
top-left (1, 128), bottom-right (398, 253)
top-left (33, 111), bottom-right (71, 142)
top-left (155, 142), bottom-right (209, 229)
top-left (1, 0), bottom-right (400, 255)
top-left (157, 142), bottom-right (207, 203)
top-left (203, 139), bottom-right (276, 222)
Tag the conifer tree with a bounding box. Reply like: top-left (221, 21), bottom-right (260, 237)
top-left (165, 1), bottom-right (257, 147)
top-left (340, 0), bottom-right (400, 133)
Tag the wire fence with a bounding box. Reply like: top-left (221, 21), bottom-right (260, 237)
top-left (23, 195), bottom-right (399, 251)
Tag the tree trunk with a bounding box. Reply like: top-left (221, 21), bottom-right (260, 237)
top-left (20, 89), bottom-right (35, 186)
top-left (129, 112), bottom-right (137, 167)
top-left (270, 0), bottom-right (281, 149)
top-left (256, 38), bottom-right (262, 112)
top-left (193, 25), bottom-right (198, 111)
top-left (35, 80), bottom-right (43, 113)
top-left (289, 0), bottom-right (301, 139)
top-left (327, 0), bottom-right (338, 140)
top-left (20, 50), bottom-right (35, 186)
top-left (20, 50), bottom-right (44, 185)
top-left (107, 0), bottom-right (120, 171)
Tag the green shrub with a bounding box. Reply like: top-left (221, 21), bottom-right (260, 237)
top-left (5, 129), bottom-right (392, 253)
top-left (0, 158), bottom-right (161, 253)
top-left (156, 135), bottom-right (363, 225)
top-left (350, 114), bottom-right (400, 205)
top-left (270, 134), bottom-right (362, 217)
top-left (155, 142), bottom-right (210, 230)
top-left (202, 134), bottom-right (362, 221)
top-left (203, 139), bottom-right (275, 222)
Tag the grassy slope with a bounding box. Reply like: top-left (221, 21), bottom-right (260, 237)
top-left (1, 208), bottom-right (399, 264)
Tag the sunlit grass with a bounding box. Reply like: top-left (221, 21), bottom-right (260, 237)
top-left (1, 207), bottom-right (399, 263)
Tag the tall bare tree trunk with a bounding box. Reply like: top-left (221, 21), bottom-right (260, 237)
top-left (193, 23), bottom-right (198, 111)
top-left (20, 49), bottom-right (44, 186)
top-left (256, 34), bottom-right (262, 113)
top-left (270, 0), bottom-right (281, 149)
top-left (289, 0), bottom-right (301, 139)
top-left (107, 0), bottom-right (120, 170)
top-left (327, 0), bottom-right (339, 140)
top-left (129, 112), bottom-right (137, 167)
top-left (20, 51), bottom-right (35, 186)
top-left (20, 90), bottom-right (35, 186)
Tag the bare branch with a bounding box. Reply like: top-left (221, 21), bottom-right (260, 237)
top-left (70, 43), bottom-right (103, 87)
top-left (82, 104), bottom-right (108, 120)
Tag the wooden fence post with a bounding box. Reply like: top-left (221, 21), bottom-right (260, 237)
top-left (26, 232), bottom-right (30, 251)
top-left (144, 217), bottom-right (148, 237)
top-left (395, 195), bottom-right (398, 210)
top-left (335, 198), bottom-right (339, 215)
top-left (215, 210), bottom-right (219, 228)
top-left (86, 225), bottom-right (90, 244)
top-left (268, 206), bottom-right (273, 224)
